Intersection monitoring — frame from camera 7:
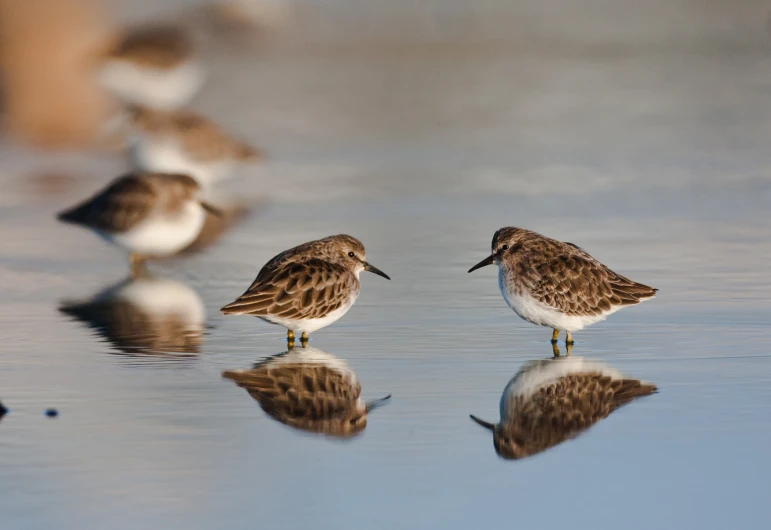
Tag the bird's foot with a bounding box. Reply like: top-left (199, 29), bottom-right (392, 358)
top-left (129, 254), bottom-right (148, 279)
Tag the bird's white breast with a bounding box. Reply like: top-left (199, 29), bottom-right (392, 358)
top-left (99, 59), bottom-right (205, 110)
top-left (129, 134), bottom-right (231, 189)
top-left (497, 266), bottom-right (620, 332)
top-left (117, 276), bottom-right (206, 326)
top-left (263, 346), bottom-right (357, 383)
top-left (262, 295), bottom-right (357, 334)
top-left (108, 201), bottom-right (205, 257)
top-left (500, 357), bottom-right (625, 418)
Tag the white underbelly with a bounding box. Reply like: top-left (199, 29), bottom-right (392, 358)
top-left (118, 276), bottom-right (206, 327)
top-left (130, 136), bottom-right (228, 188)
top-left (498, 270), bottom-right (618, 332)
top-left (261, 299), bottom-right (356, 334)
top-left (107, 203), bottom-right (205, 257)
top-left (501, 357), bottom-right (627, 417)
top-left (99, 60), bottom-right (205, 110)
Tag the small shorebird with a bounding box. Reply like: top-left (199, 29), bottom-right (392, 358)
top-left (469, 227), bottom-right (657, 344)
top-left (57, 172), bottom-right (220, 276)
top-left (470, 356), bottom-right (657, 459)
top-left (125, 105), bottom-right (261, 189)
top-left (223, 346), bottom-right (390, 437)
top-left (220, 235), bottom-right (390, 342)
top-left (196, 0), bottom-right (292, 40)
top-left (59, 275), bottom-right (205, 356)
top-left (97, 23), bottom-right (205, 110)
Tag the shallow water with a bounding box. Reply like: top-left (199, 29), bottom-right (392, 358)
top-left (2, 1), bottom-right (771, 529)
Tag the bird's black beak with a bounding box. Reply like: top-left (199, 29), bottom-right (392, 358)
top-left (200, 201), bottom-right (224, 218)
top-left (365, 394), bottom-right (392, 412)
top-left (364, 262), bottom-right (390, 280)
top-left (469, 414), bottom-right (496, 431)
top-left (468, 254), bottom-right (495, 273)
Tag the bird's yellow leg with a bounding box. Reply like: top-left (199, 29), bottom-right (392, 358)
top-left (300, 337), bottom-right (308, 348)
top-left (287, 330), bottom-right (294, 340)
top-left (551, 329), bottom-right (560, 343)
top-left (301, 332), bottom-right (308, 341)
top-left (566, 331), bottom-right (574, 345)
top-left (565, 341), bottom-right (573, 356)
top-left (130, 254), bottom-right (147, 279)
top-left (552, 342), bottom-right (561, 357)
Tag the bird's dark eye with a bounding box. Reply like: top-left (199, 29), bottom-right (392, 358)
top-left (501, 244), bottom-right (510, 251)
top-left (348, 251), bottom-right (356, 258)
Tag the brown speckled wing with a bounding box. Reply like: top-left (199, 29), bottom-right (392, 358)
top-left (175, 112), bottom-right (258, 162)
top-left (136, 108), bottom-right (259, 162)
top-left (57, 174), bottom-right (156, 234)
top-left (513, 245), bottom-right (657, 316)
top-left (223, 362), bottom-right (362, 436)
top-left (221, 258), bottom-right (359, 320)
top-left (505, 374), bottom-right (656, 457)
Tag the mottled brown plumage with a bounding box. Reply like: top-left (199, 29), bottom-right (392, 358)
top-left (223, 347), bottom-right (390, 438)
top-left (59, 276), bottom-right (204, 357)
top-left (220, 235), bottom-right (389, 337)
top-left (225, 258), bottom-right (358, 320)
top-left (130, 106), bottom-right (260, 163)
top-left (470, 357), bottom-right (657, 460)
top-left (469, 227), bottom-right (657, 341)
top-left (106, 24), bottom-right (194, 69)
top-left (495, 227), bottom-right (656, 315)
top-left (57, 172), bottom-right (201, 234)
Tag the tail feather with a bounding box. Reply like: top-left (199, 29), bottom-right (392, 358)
top-left (611, 379), bottom-right (657, 410)
top-left (220, 295), bottom-right (271, 315)
top-left (611, 278), bottom-right (657, 305)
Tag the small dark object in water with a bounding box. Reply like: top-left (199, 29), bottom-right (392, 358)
top-left (45, 408), bottom-right (58, 418)
top-left (0, 401), bottom-right (7, 418)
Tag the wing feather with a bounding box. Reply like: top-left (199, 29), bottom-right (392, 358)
top-left (221, 258), bottom-right (358, 320)
top-left (504, 373), bottom-right (655, 457)
top-left (518, 246), bottom-right (657, 316)
top-left (57, 174), bottom-right (156, 233)
top-left (223, 361), bottom-right (362, 433)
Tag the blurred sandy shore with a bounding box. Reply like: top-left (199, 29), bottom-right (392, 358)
top-left (1, 0), bottom-right (770, 203)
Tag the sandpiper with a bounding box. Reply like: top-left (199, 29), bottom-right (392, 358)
top-left (469, 227), bottom-right (657, 344)
top-left (97, 23), bottom-right (205, 110)
top-left (470, 356), bottom-right (657, 459)
top-left (60, 274), bottom-right (205, 356)
top-left (57, 172), bottom-right (220, 276)
top-left (223, 346), bottom-right (390, 437)
top-left (220, 234), bottom-right (390, 342)
top-left (125, 105), bottom-right (261, 189)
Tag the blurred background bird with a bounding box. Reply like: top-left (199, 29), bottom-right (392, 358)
top-left (59, 274), bottom-right (205, 357)
top-left (57, 172), bottom-right (220, 277)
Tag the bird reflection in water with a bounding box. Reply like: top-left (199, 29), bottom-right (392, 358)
top-left (223, 346), bottom-right (391, 438)
top-left (59, 274), bottom-right (205, 358)
top-left (470, 356), bottom-right (656, 460)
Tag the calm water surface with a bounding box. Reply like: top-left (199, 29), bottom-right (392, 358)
top-left (2, 1), bottom-right (771, 529)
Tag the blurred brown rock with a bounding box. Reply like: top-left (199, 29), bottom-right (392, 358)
top-left (0, 0), bottom-right (113, 149)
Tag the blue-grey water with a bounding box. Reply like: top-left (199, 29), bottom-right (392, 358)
top-left (2, 1), bottom-right (771, 529)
